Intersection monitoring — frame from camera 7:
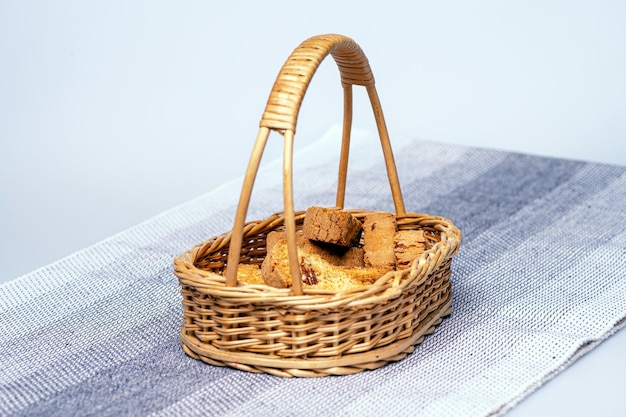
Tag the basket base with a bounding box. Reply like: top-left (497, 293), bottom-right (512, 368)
top-left (180, 297), bottom-right (452, 378)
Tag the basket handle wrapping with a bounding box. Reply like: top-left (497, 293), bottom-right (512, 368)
top-left (225, 34), bottom-right (406, 295)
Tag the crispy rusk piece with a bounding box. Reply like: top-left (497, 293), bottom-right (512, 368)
top-left (394, 230), bottom-right (427, 269)
top-left (235, 263), bottom-right (264, 285)
top-left (261, 238), bottom-right (390, 291)
top-left (363, 212), bottom-right (397, 269)
top-left (302, 206), bottom-right (362, 247)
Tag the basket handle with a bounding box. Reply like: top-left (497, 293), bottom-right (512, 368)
top-left (225, 34), bottom-right (406, 295)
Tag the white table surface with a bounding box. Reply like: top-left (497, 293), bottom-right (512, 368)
top-left (1, 1), bottom-right (625, 416)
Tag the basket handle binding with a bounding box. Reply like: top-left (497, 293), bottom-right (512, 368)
top-left (225, 34), bottom-right (406, 295)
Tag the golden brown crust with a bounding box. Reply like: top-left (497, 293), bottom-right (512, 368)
top-left (394, 230), bottom-right (427, 269)
top-left (261, 237), bottom-right (390, 291)
top-left (265, 230), bottom-right (364, 267)
top-left (338, 247), bottom-right (365, 267)
top-left (302, 206), bottom-right (363, 247)
top-left (363, 213), bottom-right (397, 268)
top-left (235, 263), bottom-right (265, 285)
top-left (261, 241), bottom-right (291, 288)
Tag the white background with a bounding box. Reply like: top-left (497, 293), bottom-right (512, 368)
top-left (1, 1), bottom-right (625, 416)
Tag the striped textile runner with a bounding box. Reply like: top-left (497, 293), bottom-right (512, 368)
top-left (1, 127), bottom-right (625, 417)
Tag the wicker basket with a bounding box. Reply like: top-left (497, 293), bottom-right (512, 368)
top-left (174, 34), bottom-right (461, 377)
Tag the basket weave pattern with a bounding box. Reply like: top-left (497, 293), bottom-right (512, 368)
top-left (175, 211), bottom-right (459, 377)
top-left (174, 35), bottom-right (461, 377)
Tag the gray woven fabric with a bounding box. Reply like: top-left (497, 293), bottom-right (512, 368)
top-left (1, 127), bottom-right (625, 417)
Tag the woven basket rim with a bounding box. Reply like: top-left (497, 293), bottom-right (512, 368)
top-left (174, 209), bottom-right (461, 310)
